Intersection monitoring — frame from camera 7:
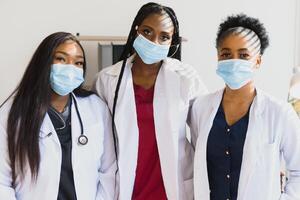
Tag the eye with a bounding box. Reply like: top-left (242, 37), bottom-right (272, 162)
top-left (75, 61), bottom-right (84, 67)
top-left (142, 29), bottom-right (151, 36)
top-left (54, 56), bottom-right (66, 62)
top-left (161, 35), bottom-right (171, 42)
top-left (220, 52), bottom-right (231, 59)
top-left (239, 53), bottom-right (250, 59)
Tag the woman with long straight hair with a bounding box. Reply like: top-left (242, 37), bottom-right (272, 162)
top-left (93, 2), bottom-right (207, 200)
top-left (0, 32), bottom-right (117, 200)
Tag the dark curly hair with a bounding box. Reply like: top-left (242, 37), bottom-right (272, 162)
top-left (216, 14), bottom-right (269, 55)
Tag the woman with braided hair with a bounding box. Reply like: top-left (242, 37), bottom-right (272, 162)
top-left (93, 2), bottom-right (207, 200)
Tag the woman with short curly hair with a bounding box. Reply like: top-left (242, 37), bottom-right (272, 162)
top-left (191, 14), bottom-right (300, 200)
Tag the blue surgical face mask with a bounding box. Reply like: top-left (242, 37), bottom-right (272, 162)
top-left (133, 34), bottom-right (170, 64)
top-left (216, 59), bottom-right (255, 90)
top-left (50, 63), bottom-right (84, 96)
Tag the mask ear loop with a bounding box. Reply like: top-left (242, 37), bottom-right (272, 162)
top-left (134, 26), bottom-right (142, 39)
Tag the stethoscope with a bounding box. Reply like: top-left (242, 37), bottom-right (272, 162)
top-left (71, 94), bottom-right (88, 145)
top-left (49, 94), bottom-right (88, 145)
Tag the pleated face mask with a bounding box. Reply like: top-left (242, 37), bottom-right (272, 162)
top-left (216, 59), bottom-right (255, 90)
top-left (133, 34), bottom-right (170, 65)
top-left (50, 63), bottom-right (84, 96)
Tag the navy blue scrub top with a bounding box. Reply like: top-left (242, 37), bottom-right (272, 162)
top-left (48, 98), bottom-right (77, 200)
top-left (206, 102), bottom-right (250, 200)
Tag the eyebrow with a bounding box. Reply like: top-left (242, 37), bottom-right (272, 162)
top-left (238, 48), bottom-right (250, 51)
top-left (140, 25), bottom-right (153, 30)
top-left (220, 48), bottom-right (231, 51)
top-left (55, 51), bottom-right (84, 58)
top-left (140, 24), bottom-right (174, 35)
top-left (220, 48), bottom-right (251, 52)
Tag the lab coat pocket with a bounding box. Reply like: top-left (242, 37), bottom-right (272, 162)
top-left (260, 143), bottom-right (277, 162)
top-left (250, 143), bottom-right (280, 199)
top-left (256, 143), bottom-right (278, 180)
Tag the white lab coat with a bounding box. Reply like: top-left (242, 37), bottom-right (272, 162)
top-left (190, 89), bottom-right (300, 200)
top-left (0, 93), bottom-right (117, 200)
top-left (93, 55), bottom-right (207, 200)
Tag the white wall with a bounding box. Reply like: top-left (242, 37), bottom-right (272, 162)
top-left (0, 0), bottom-right (297, 103)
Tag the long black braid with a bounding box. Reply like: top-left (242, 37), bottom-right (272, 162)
top-left (111, 3), bottom-right (181, 179)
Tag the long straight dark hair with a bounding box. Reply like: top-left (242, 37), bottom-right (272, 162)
top-left (1, 32), bottom-right (92, 185)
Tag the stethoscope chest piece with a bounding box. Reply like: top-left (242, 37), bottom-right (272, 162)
top-left (78, 134), bottom-right (88, 145)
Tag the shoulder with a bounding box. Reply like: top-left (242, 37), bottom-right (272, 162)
top-left (164, 58), bottom-right (198, 78)
top-left (258, 89), bottom-right (292, 114)
top-left (164, 58), bottom-right (208, 95)
top-left (75, 94), bottom-right (109, 115)
top-left (193, 90), bottom-right (220, 110)
top-left (101, 61), bottom-right (123, 75)
top-left (251, 89), bottom-right (299, 131)
top-left (97, 58), bottom-right (130, 80)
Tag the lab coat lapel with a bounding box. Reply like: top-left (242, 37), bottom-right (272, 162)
top-left (237, 89), bottom-right (265, 200)
top-left (39, 113), bottom-right (55, 138)
top-left (114, 59), bottom-right (139, 199)
top-left (153, 63), bottom-right (180, 199)
top-left (39, 111), bottom-right (61, 147)
top-left (194, 89), bottom-right (223, 199)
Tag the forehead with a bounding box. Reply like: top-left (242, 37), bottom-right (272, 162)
top-left (55, 40), bottom-right (83, 55)
top-left (219, 34), bottom-right (252, 51)
top-left (140, 13), bottom-right (174, 33)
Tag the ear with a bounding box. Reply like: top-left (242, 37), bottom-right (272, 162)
top-left (254, 54), bottom-right (262, 69)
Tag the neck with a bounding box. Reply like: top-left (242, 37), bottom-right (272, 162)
top-left (50, 91), bottom-right (70, 113)
top-left (132, 55), bottom-right (162, 76)
top-left (223, 81), bottom-right (256, 103)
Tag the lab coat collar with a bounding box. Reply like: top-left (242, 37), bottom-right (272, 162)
top-left (211, 87), bottom-right (266, 116)
top-left (104, 54), bottom-right (185, 76)
top-left (39, 93), bottom-right (78, 138)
